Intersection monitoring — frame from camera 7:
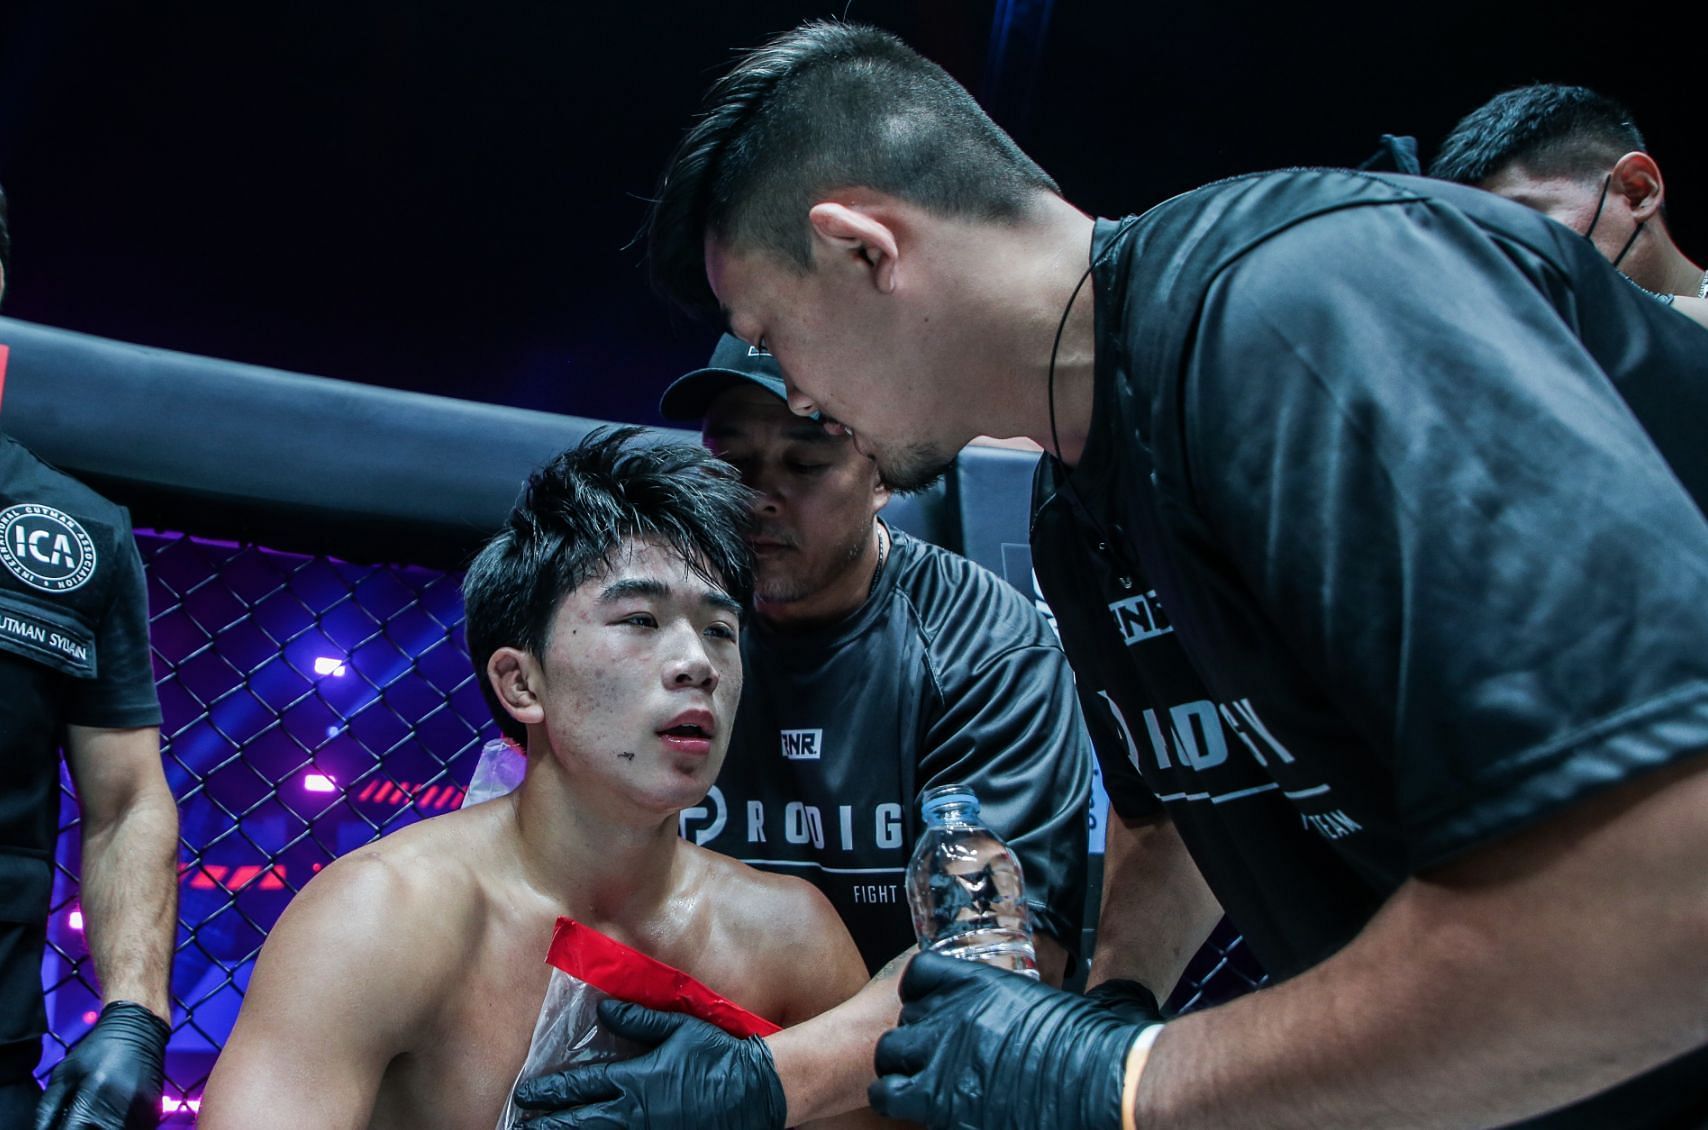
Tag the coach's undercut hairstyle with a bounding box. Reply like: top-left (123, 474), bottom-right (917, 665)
top-left (1430, 84), bottom-right (1647, 186)
top-left (646, 19), bottom-right (1060, 315)
top-left (462, 426), bottom-right (754, 742)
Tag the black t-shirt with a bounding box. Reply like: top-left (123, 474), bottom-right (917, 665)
top-left (1, 433), bottom-right (161, 1074)
top-left (1031, 171), bottom-right (1708, 1126)
top-left (689, 527), bottom-right (1091, 974)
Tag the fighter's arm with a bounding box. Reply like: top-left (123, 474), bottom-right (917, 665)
top-left (62, 724), bottom-right (177, 1022)
top-left (198, 855), bottom-right (441, 1130)
top-left (755, 870), bottom-right (873, 1028)
top-left (764, 947), bottom-right (912, 1126)
top-left (745, 877), bottom-right (892, 1129)
top-left (1087, 808), bottom-right (1220, 999)
top-left (1137, 750), bottom-right (1708, 1126)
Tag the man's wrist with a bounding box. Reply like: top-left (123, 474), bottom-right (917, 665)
top-left (1121, 1023), bottom-right (1165, 1130)
top-left (105, 995), bottom-right (171, 1028)
top-left (101, 999), bottom-right (173, 1043)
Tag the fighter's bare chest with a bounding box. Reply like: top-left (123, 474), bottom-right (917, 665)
top-left (370, 930), bottom-right (558, 1130)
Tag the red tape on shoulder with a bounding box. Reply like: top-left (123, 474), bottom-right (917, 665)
top-left (546, 917), bottom-right (781, 1038)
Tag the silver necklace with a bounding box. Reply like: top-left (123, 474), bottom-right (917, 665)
top-left (866, 522), bottom-right (889, 598)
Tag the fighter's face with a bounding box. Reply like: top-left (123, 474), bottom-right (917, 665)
top-left (705, 237), bottom-right (957, 493)
top-left (532, 539), bottom-right (742, 814)
top-left (1479, 164), bottom-right (1625, 261)
top-left (702, 385), bottom-right (886, 611)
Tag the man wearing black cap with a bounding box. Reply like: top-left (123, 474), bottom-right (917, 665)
top-left (535, 333), bottom-right (1089, 1125)
top-left (1, 184), bottom-right (178, 1129)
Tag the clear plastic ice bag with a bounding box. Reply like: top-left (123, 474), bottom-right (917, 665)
top-left (495, 965), bottom-right (644, 1129)
top-left (495, 918), bottom-right (781, 1129)
top-left (464, 737), bottom-right (528, 808)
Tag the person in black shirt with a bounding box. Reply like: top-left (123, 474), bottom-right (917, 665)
top-left (617, 21), bottom-right (1708, 1130)
top-left (1432, 84), bottom-right (1707, 309)
top-left (515, 337), bottom-right (1089, 1127)
top-left (1, 185), bottom-right (179, 1129)
top-left (662, 334), bottom-right (1088, 978)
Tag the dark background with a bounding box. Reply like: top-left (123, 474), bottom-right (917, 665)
top-left (0, 0), bottom-right (1697, 426)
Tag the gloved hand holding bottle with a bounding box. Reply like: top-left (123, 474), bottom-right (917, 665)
top-left (869, 954), bottom-right (1165, 1130)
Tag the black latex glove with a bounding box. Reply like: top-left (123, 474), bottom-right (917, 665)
top-left (36, 1001), bottom-right (169, 1130)
top-left (1083, 978), bottom-right (1166, 1026)
top-left (511, 998), bottom-right (787, 1129)
top-left (869, 952), bottom-right (1161, 1130)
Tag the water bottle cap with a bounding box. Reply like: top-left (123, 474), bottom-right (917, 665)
top-left (920, 784), bottom-right (980, 824)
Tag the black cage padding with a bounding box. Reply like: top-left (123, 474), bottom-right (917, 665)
top-left (0, 317), bottom-right (664, 567)
top-left (0, 317), bottom-right (951, 565)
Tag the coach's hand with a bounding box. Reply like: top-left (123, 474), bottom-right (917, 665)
top-left (869, 951), bottom-right (1161, 1130)
top-left (35, 1000), bottom-right (170, 1130)
top-left (512, 999), bottom-right (786, 1129)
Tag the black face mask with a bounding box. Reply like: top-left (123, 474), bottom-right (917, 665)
top-left (1583, 174), bottom-right (1645, 270)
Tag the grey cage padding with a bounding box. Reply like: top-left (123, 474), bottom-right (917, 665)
top-left (0, 316), bottom-right (952, 568)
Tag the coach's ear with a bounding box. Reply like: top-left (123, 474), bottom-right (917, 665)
top-left (808, 201), bottom-right (900, 294)
top-left (1610, 151), bottom-right (1666, 223)
top-left (487, 648), bottom-right (545, 728)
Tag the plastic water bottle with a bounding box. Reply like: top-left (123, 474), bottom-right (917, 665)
top-left (904, 783), bottom-right (1039, 978)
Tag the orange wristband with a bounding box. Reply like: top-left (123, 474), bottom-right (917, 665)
top-left (1121, 1024), bottom-right (1165, 1130)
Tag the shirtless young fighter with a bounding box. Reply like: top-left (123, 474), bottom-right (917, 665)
top-left (198, 428), bottom-right (874, 1130)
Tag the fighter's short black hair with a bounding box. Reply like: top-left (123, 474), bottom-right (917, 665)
top-left (462, 426), bottom-right (754, 742)
top-left (1430, 84), bottom-right (1647, 185)
top-left (646, 20), bottom-right (1059, 315)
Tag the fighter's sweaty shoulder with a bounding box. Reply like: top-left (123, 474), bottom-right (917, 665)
top-left (360, 804), bottom-right (562, 1129)
top-left (636, 844), bottom-right (865, 1028)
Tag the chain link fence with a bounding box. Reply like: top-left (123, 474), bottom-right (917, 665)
top-left (38, 529), bottom-right (493, 1119)
top-left (1166, 917), bottom-right (1267, 1014)
top-left (38, 527), bottom-right (1262, 1120)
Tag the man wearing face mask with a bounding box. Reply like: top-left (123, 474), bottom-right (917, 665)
top-left (1432, 84), bottom-right (1707, 325)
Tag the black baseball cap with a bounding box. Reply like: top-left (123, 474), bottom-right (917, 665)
top-left (659, 334), bottom-right (800, 421)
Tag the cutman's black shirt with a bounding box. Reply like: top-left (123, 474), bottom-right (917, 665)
top-left (1031, 170), bottom-right (1708, 1128)
top-left (1, 434), bottom-right (161, 1080)
top-left (689, 527), bottom-right (1090, 973)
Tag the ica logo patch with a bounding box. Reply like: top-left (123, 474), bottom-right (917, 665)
top-left (0, 504), bottom-right (98, 593)
top-left (780, 728), bottom-right (823, 761)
